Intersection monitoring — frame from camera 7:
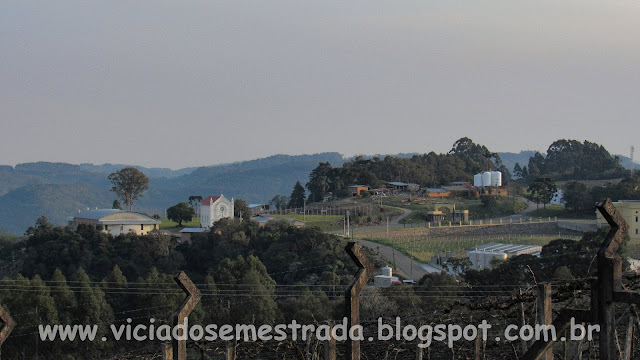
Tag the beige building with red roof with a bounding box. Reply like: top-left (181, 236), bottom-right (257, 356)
top-left (200, 194), bottom-right (234, 228)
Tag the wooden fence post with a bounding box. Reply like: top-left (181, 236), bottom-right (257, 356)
top-left (162, 343), bottom-right (173, 360)
top-left (171, 272), bottom-right (202, 360)
top-left (324, 321), bottom-right (337, 360)
top-left (345, 242), bottom-right (372, 360)
top-left (537, 283), bottom-right (553, 360)
top-left (0, 305), bottom-right (16, 360)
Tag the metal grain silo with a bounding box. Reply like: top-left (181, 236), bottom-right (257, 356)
top-left (473, 173), bottom-right (483, 187)
top-left (491, 171), bottom-right (502, 187)
top-left (482, 171), bottom-right (492, 187)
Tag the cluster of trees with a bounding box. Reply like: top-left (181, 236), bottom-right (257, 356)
top-left (513, 139), bottom-right (627, 182)
top-left (0, 215), bottom-right (366, 358)
top-left (560, 176), bottom-right (640, 213)
top-left (302, 138), bottom-right (511, 202)
top-left (527, 177), bottom-right (558, 209)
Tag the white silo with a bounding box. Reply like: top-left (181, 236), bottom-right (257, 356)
top-left (491, 171), bottom-right (502, 187)
top-left (381, 266), bottom-right (393, 277)
top-left (482, 172), bottom-right (492, 187)
top-left (473, 173), bottom-right (483, 187)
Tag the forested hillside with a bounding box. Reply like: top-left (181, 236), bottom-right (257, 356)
top-left (0, 153), bottom-right (344, 234)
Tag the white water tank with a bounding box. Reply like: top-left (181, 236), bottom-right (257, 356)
top-left (482, 172), bottom-right (492, 187)
top-left (491, 171), bottom-right (502, 187)
top-left (381, 266), bottom-right (392, 277)
top-left (473, 173), bottom-right (483, 187)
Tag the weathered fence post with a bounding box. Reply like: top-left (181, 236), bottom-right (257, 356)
top-left (162, 343), bottom-right (173, 360)
top-left (595, 199), bottom-right (627, 360)
top-left (0, 305), bottom-right (16, 360)
top-left (345, 242), bottom-right (372, 360)
top-left (537, 283), bottom-right (553, 360)
top-left (623, 313), bottom-right (635, 360)
top-left (522, 199), bottom-right (629, 360)
top-left (225, 340), bottom-right (236, 360)
top-left (172, 271), bottom-right (202, 360)
top-left (324, 320), bottom-right (336, 360)
top-left (519, 289), bottom-right (529, 354)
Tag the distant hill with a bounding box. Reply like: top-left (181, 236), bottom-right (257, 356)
top-left (77, 163), bottom-right (198, 179)
top-left (0, 153), bottom-right (344, 234)
top-left (0, 184), bottom-right (113, 234)
top-left (4, 146), bottom-right (635, 235)
top-left (498, 151), bottom-right (538, 173)
top-left (617, 154), bottom-right (640, 170)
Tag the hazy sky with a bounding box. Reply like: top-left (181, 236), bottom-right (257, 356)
top-left (2, 1), bottom-right (639, 169)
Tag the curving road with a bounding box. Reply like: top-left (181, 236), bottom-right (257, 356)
top-left (356, 239), bottom-right (440, 282)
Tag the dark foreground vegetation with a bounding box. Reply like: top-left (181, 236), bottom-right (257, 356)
top-left (0, 213), bottom-right (632, 359)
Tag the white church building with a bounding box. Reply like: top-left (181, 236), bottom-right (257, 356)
top-left (200, 194), bottom-right (234, 228)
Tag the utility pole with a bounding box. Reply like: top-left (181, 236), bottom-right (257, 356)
top-left (631, 146), bottom-right (635, 177)
top-left (303, 199), bottom-right (306, 222)
top-left (346, 211), bottom-right (350, 238)
top-left (392, 245), bottom-right (396, 270)
top-left (386, 216), bottom-right (389, 235)
top-left (410, 255), bottom-right (413, 279)
top-left (342, 214), bottom-right (346, 236)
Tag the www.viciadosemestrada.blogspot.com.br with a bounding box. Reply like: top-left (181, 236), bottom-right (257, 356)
top-left (38, 316), bottom-right (600, 348)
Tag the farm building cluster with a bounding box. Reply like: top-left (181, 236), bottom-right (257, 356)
top-left (346, 172), bottom-right (507, 199)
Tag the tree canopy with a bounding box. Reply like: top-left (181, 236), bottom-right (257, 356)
top-left (524, 140), bottom-right (626, 181)
top-left (527, 177), bottom-right (557, 209)
top-left (107, 167), bottom-right (149, 211)
top-left (166, 202), bottom-right (195, 226)
top-left (301, 138), bottom-right (511, 201)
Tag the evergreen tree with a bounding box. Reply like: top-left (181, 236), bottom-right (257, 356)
top-left (306, 162), bottom-right (332, 202)
top-left (0, 274), bottom-right (59, 358)
top-left (215, 255), bottom-right (278, 325)
top-left (71, 268), bottom-right (113, 356)
top-left (288, 181), bottom-right (306, 208)
top-left (50, 269), bottom-right (76, 321)
top-left (513, 163), bottom-right (523, 179)
top-left (100, 265), bottom-right (129, 314)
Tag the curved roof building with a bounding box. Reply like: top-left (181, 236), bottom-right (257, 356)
top-left (70, 209), bottom-right (161, 236)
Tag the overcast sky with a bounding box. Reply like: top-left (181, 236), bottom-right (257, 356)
top-left (2, 1), bottom-right (639, 169)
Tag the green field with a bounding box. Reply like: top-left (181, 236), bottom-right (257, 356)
top-left (357, 232), bottom-right (581, 263)
top-left (371, 196), bottom-right (528, 222)
top-left (158, 217), bottom-right (200, 231)
top-left (272, 214), bottom-right (344, 231)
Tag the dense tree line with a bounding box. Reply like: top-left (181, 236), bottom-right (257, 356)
top-left (514, 139), bottom-right (627, 182)
top-left (305, 137), bottom-right (512, 202)
top-left (0, 216), bottom-right (365, 358)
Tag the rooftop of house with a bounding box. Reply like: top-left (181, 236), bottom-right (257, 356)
top-left (387, 181), bottom-right (419, 186)
top-left (74, 209), bottom-right (160, 224)
top-left (450, 181), bottom-right (471, 185)
top-left (426, 188), bottom-right (449, 193)
top-left (180, 228), bottom-right (207, 233)
top-left (467, 242), bottom-right (542, 255)
top-left (201, 195), bottom-right (221, 205)
top-left (443, 185), bottom-right (472, 191)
